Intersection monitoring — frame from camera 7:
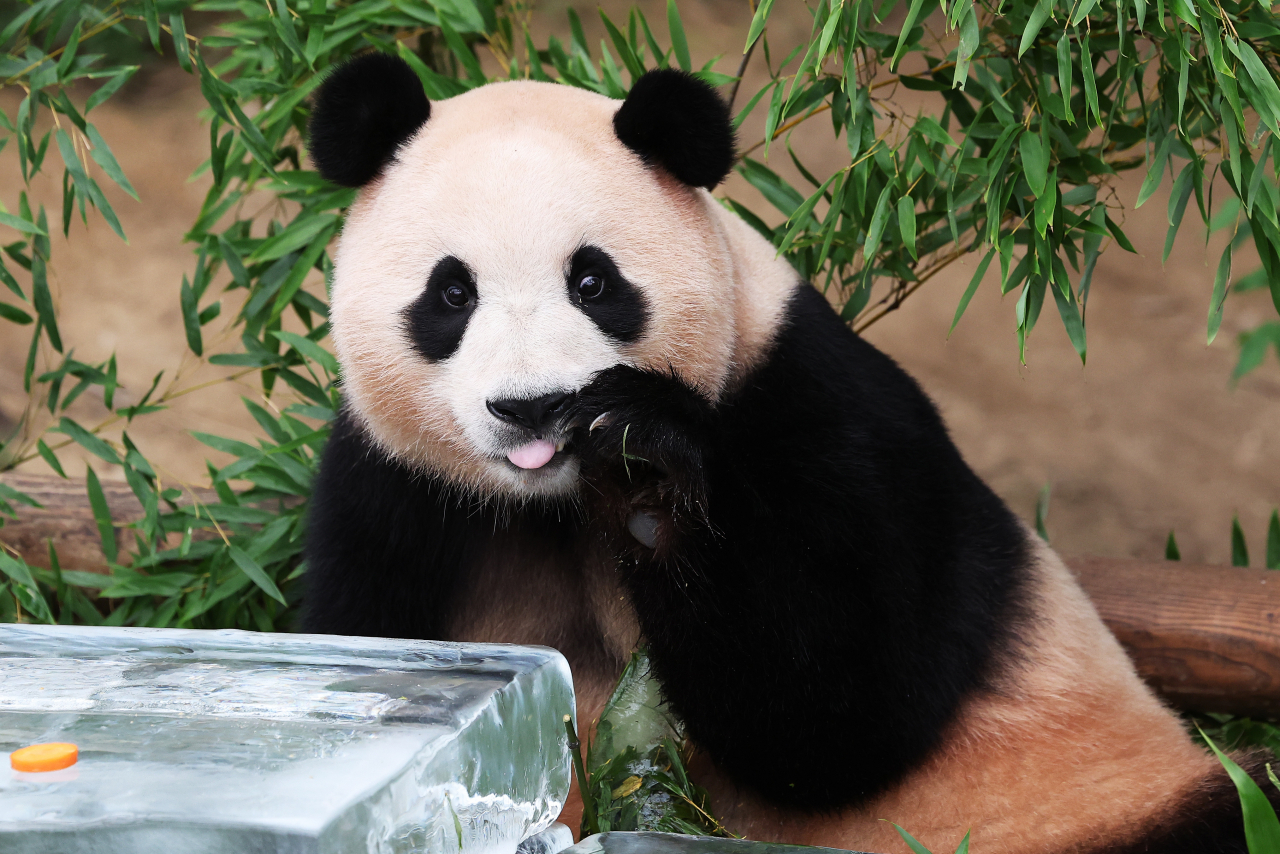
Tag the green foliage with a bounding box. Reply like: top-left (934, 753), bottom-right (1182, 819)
top-left (1166, 529), bottom-right (1182, 560)
top-left (1034, 481), bottom-right (1051, 542)
top-left (0, 0), bottom-right (1275, 633)
top-left (743, 0), bottom-right (1280, 370)
top-left (890, 824), bottom-right (971, 854)
top-left (1269, 510), bottom-right (1280, 570)
top-left (1201, 727), bottom-right (1280, 853)
top-left (570, 650), bottom-right (727, 837)
top-left (1225, 508), bottom-right (1280, 568)
top-left (1235, 515), bottom-right (1252, 566)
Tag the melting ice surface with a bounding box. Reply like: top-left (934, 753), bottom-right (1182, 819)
top-left (0, 625), bottom-right (574, 854)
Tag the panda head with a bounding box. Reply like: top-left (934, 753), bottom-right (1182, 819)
top-left (310, 54), bottom-right (739, 500)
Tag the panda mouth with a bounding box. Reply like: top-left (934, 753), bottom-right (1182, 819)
top-left (504, 437), bottom-right (573, 471)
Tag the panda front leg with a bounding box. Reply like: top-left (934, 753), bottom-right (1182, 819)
top-left (567, 285), bottom-right (1036, 814)
top-left (302, 408), bottom-right (479, 640)
top-left (569, 362), bottom-right (887, 809)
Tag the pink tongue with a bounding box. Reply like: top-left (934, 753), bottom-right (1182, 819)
top-left (507, 439), bottom-right (557, 470)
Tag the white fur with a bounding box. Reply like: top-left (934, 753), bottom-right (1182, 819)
top-left (329, 81), bottom-right (796, 499)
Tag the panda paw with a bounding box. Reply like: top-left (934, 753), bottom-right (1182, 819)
top-left (567, 365), bottom-right (712, 518)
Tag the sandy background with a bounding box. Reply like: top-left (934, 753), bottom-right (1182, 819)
top-left (0, 0), bottom-right (1276, 566)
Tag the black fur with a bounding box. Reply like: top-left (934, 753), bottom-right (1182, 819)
top-left (613, 69), bottom-right (736, 190)
top-left (565, 284), bottom-right (1030, 807)
top-left (1102, 753), bottom-right (1280, 854)
top-left (306, 283), bottom-right (1030, 809)
top-left (308, 53), bottom-right (430, 188)
top-left (567, 246), bottom-right (650, 343)
top-left (302, 411), bottom-right (481, 639)
top-left (404, 255), bottom-right (477, 361)
top-left (303, 410), bottom-right (585, 640)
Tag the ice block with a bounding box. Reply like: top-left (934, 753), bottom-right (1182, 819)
top-left (0, 624), bottom-right (574, 854)
top-left (563, 834), bottom-right (872, 854)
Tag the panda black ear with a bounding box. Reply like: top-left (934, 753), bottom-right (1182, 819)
top-left (613, 69), bottom-right (736, 190)
top-left (308, 53), bottom-right (431, 188)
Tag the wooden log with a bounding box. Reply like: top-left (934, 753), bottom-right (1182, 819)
top-left (0, 472), bottom-right (142, 573)
top-left (1069, 556), bottom-right (1280, 718)
top-left (0, 472), bottom-right (217, 574)
top-left (1, 473), bottom-right (1278, 717)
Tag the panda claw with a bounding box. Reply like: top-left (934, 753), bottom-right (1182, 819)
top-left (589, 413), bottom-right (613, 432)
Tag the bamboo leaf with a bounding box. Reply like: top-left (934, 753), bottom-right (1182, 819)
top-left (600, 10), bottom-right (644, 81)
top-left (1071, 0), bottom-right (1102, 25)
top-left (228, 545), bottom-right (288, 606)
top-left (1080, 32), bottom-right (1100, 125)
top-left (142, 0), bottom-right (160, 50)
top-left (1057, 33), bottom-right (1074, 120)
top-left (891, 824), bottom-right (936, 854)
top-left (1233, 516), bottom-right (1250, 566)
top-left (1202, 728), bottom-right (1280, 851)
top-left (1051, 260), bottom-right (1087, 363)
top-left (0, 553), bottom-right (42, 609)
top-left (1170, 0), bottom-right (1200, 30)
top-left (1136, 133), bottom-right (1173, 208)
top-left (0, 211), bottom-right (46, 235)
top-left (864, 184), bottom-right (893, 260)
top-left (85, 125), bottom-right (138, 201)
top-left (170, 13), bottom-right (192, 72)
top-left (892, 0), bottom-right (932, 70)
top-left (273, 0), bottom-right (309, 66)
top-left (897, 194), bottom-right (918, 258)
top-left (914, 115), bottom-right (958, 148)
top-left (55, 20), bottom-right (83, 80)
top-left (55, 417), bottom-right (121, 465)
top-left (744, 0), bottom-right (776, 53)
top-left (0, 302), bottom-right (33, 324)
top-left (31, 255), bottom-right (62, 353)
top-left (1208, 243), bottom-right (1231, 344)
top-left (180, 275), bottom-right (203, 356)
top-left (950, 248), bottom-right (996, 334)
top-left (82, 177), bottom-right (126, 241)
top-left (1231, 40), bottom-right (1280, 134)
top-left (954, 7), bottom-right (979, 86)
top-left (816, 0), bottom-right (845, 64)
top-left (1035, 482), bottom-right (1052, 541)
top-left (1267, 510), bottom-right (1280, 570)
top-left (666, 0), bottom-right (691, 72)
top-left (1020, 131), bottom-right (1049, 198)
top-left (1164, 163), bottom-right (1195, 262)
top-left (249, 213), bottom-right (339, 262)
top-left (84, 465), bottom-right (117, 563)
top-left (272, 329), bottom-right (340, 375)
top-left (1102, 213), bottom-right (1136, 253)
top-left (1019, 0), bottom-right (1053, 59)
top-left (0, 482), bottom-right (39, 511)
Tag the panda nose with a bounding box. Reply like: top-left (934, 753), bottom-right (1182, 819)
top-left (486, 392), bottom-right (574, 432)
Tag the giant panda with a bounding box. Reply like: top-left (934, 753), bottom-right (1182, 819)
top-left (301, 52), bottom-right (1276, 854)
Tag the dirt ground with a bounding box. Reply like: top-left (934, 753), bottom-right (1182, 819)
top-left (0, 1), bottom-right (1276, 567)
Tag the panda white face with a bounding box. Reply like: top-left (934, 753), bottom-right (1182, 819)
top-left (329, 81), bottom-right (739, 500)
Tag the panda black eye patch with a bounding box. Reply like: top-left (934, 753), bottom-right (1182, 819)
top-left (567, 246), bottom-right (648, 344)
top-left (403, 255), bottom-right (476, 361)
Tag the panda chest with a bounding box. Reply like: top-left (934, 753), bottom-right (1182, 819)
top-left (442, 517), bottom-right (641, 691)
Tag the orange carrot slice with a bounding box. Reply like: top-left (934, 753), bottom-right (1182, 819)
top-left (10, 742), bottom-right (78, 773)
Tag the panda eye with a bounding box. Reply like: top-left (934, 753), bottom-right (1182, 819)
top-left (576, 274), bottom-right (605, 301)
top-left (441, 282), bottom-right (472, 309)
